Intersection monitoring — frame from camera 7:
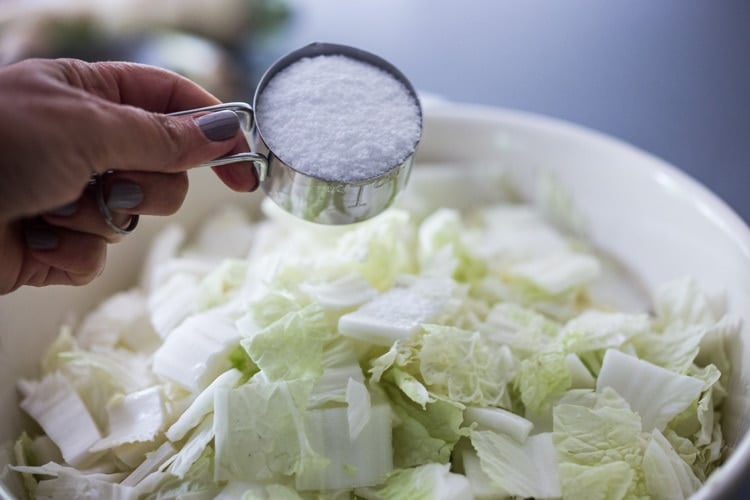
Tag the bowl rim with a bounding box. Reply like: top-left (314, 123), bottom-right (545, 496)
top-left (424, 101), bottom-right (750, 258)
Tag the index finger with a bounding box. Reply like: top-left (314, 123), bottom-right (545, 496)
top-left (59, 59), bottom-right (222, 112)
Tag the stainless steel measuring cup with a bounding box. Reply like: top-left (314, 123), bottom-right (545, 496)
top-left (171, 42), bottom-right (423, 225)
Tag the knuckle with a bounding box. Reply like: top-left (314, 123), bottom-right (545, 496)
top-left (150, 114), bottom-right (189, 170)
top-left (54, 58), bottom-right (89, 87)
top-left (79, 236), bottom-right (108, 274)
top-left (163, 173), bottom-right (189, 215)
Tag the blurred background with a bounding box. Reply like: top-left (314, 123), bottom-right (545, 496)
top-left (1, 0), bottom-right (748, 222)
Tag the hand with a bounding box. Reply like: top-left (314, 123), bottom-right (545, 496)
top-left (0, 58), bottom-right (258, 294)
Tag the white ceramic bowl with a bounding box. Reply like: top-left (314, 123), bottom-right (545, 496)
top-left (2, 102), bottom-right (750, 498)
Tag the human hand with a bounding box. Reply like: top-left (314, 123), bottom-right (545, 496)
top-left (0, 58), bottom-right (258, 294)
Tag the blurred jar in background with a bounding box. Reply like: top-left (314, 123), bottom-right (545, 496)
top-left (0, 0), bottom-right (289, 101)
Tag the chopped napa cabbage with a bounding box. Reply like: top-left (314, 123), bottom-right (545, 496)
top-left (10, 461), bottom-right (123, 481)
top-left (643, 428), bottom-right (702, 500)
top-left (148, 272), bottom-right (201, 338)
top-left (565, 353), bottom-right (596, 389)
top-left (165, 368), bottom-right (242, 442)
top-left (137, 445), bottom-right (220, 499)
top-left (417, 208), bottom-right (487, 283)
top-left (34, 471), bottom-right (134, 500)
top-left (91, 386), bottom-right (166, 452)
top-left (553, 388), bottom-right (647, 498)
top-left (11, 178), bottom-right (736, 499)
top-left (121, 441), bottom-right (176, 487)
top-left (227, 344), bottom-right (258, 378)
top-left (112, 440), bottom-right (161, 470)
top-left (11, 432), bottom-right (63, 488)
top-left (256, 207), bottom-right (416, 294)
top-left (1, 440), bottom-right (25, 500)
top-left (384, 382), bottom-right (466, 468)
top-left (368, 339), bottom-right (416, 383)
top-left (666, 363), bottom-right (726, 480)
top-left (346, 378), bottom-right (372, 440)
top-left (264, 484), bottom-right (306, 499)
top-left (332, 210), bottom-right (416, 291)
top-left (339, 280), bottom-right (455, 346)
top-left (480, 302), bottom-right (560, 354)
top-left (368, 462), bottom-right (472, 500)
top-left (653, 277), bottom-right (719, 328)
top-left (213, 379), bottom-right (323, 482)
top-left (295, 404), bottom-right (393, 491)
top-left (10, 462), bottom-right (128, 499)
top-left (298, 274), bottom-right (378, 310)
top-left (76, 289), bottom-right (159, 352)
top-left (152, 310), bottom-right (241, 392)
top-left (50, 347), bottom-right (155, 430)
top-left (470, 430), bottom-right (561, 499)
top-left (242, 304), bottom-right (338, 381)
top-left (419, 325), bottom-right (517, 407)
top-left (309, 361), bottom-right (365, 408)
top-left (536, 170), bottom-right (587, 236)
top-left (26, 435), bottom-right (63, 468)
top-left (165, 415), bottom-right (215, 479)
top-left (515, 348), bottom-right (572, 415)
top-left (556, 461), bottom-right (634, 500)
top-left (140, 223), bottom-right (185, 292)
top-left (639, 313), bottom-right (741, 376)
top-left (696, 315), bottom-right (737, 379)
top-left (632, 323), bottom-right (709, 375)
top-left (389, 368), bottom-right (433, 409)
top-left (56, 348), bottom-right (154, 394)
top-left (461, 447), bottom-right (507, 499)
top-left (198, 259), bottom-right (249, 310)
top-left (214, 481), bottom-right (266, 500)
top-left (463, 407), bottom-right (533, 443)
top-left (244, 281), bottom-right (310, 331)
top-left (560, 310), bottom-right (651, 354)
top-left (39, 326), bottom-right (77, 375)
top-left (506, 252), bottom-right (600, 295)
top-left (692, 364), bottom-right (724, 446)
top-left (596, 349), bottom-right (704, 431)
top-left (11, 433), bottom-right (36, 497)
top-left (18, 373), bottom-right (102, 468)
top-left (472, 205), bottom-right (569, 260)
top-left (219, 484), bottom-right (273, 500)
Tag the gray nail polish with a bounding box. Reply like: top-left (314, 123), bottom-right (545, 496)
top-left (49, 202), bottom-right (77, 216)
top-left (196, 110), bottom-right (240, 141)
top-left (26, 227), bottom-right (59, 250)
top-left (108, 181), bottom-right (144, 210)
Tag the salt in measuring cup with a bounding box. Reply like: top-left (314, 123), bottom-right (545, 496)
top-left (170, 42), bottom-right (423, 225)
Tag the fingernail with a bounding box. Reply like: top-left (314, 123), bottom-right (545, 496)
top-left (49, 202), bottom-right (77, 216)
top-left (26, 227), bottom-right (59, 250)
top-left (196, 110), bottom-right (240, 141)
top-left (108, 181), bottom-right (144, 210)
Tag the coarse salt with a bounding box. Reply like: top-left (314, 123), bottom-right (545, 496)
top-left (256, 54), bottom-right (421, 183)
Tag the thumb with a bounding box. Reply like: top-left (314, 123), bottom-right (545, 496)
top-left (87, 103), bottom-right (243, 174)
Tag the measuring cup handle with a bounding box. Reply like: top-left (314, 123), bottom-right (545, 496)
top-left (199, 152), bottom-right (268, 183)
top-left (168, 102), bottom-right (268, 182)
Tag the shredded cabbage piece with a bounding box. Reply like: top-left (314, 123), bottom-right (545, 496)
top-left (7, 172), bottom-right (737, 499)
